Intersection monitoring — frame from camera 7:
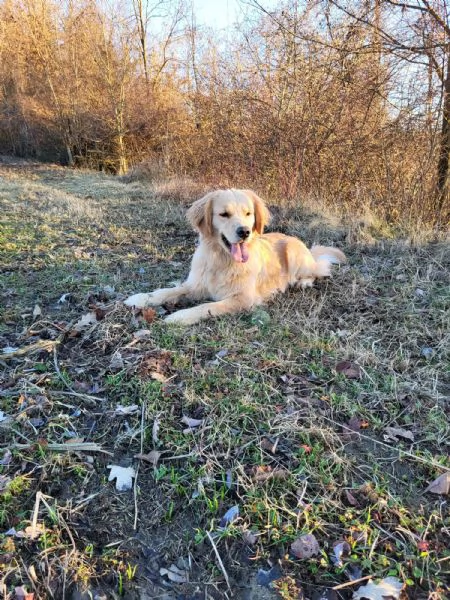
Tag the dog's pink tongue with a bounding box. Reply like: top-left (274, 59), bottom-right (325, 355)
top-left (231, 243), bottom-right (249, 263)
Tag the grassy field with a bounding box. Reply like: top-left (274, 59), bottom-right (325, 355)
top-left (0, 157), bottom-right (449, 600)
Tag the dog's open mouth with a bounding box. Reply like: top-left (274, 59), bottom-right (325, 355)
top-left (221, 235), bottom-right (249, 263)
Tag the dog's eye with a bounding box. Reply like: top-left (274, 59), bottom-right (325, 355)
top-left (246, 212), bottom-right (252, 217)
top-left (219, 212), bottom-right (230, 218)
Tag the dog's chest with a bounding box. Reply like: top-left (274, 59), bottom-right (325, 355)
top-left (208, 263), bottom-right (252, 300)
top-left (192, 250), bottom-right (253, 300)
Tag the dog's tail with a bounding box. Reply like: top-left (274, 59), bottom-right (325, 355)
top-left (310, 245), bottom-right (347, 277)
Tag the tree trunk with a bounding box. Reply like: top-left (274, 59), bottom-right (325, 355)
top-left (437, 49), bottom-right (450, 218)
top-left (133, 0), bottom-right (149, 85)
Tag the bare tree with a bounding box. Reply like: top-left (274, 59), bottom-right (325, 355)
top-left (131, 0), bottom-right (186, 88)
top-left (132, 0), bottom-right (152, 84)
top-left (326, 0), bottom-right (450, 219)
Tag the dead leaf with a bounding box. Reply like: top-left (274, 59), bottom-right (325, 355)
top-left (32, 304), bottom-right (42, 320)
top-left (384, 426), bottom-right (414, 442)
top-left (424, 472), bottom-right (450, 495)
top-left (344, 489), bottom-right (360, 506)
top-left (20, 524), bottom-right (45, 540)
top-left (133, 329), bottom-right (152, 339)
top-left (243, 530), bottom-right (258, 545)
top-left (219, 505), bottom-right (239, 528)
top-left (107, 465), bottom-right (135, 491)
top-left (58, 293), bottom-right (71, 304)
top-left (102, 285), bottom-right (115, 296)
top-left (152, 417), bottom-right (160, 443)
top-left (0, 410), bottom-right (12, 425)
top-left (72, 312), bottom-right (98, 332)
top-left (28, 417), bottom-right (45, 428)
top-left (352, 576), bottom-right (403, 600)
top-left (63, 437), bottom-right (85, 444)
top-left (142, 307), bottom-right (157, 323)
top-left (335, 361), bottom-right (361, 379)
top-left (2, 551), bottom-right (14, 564)
top-left (2, 346), bottom-right (19, 355)
top-left (151, 371), bottom-right (168, 383)
top-left (114, 404), bottom-right (139, 416)
top-left (109, 351), bottom-right (124, 370)
top-left (350, 529), bottom-right (368, 544)
top-left (331, 540), bottom-right (351, 567)
top-left (347, 416), bottom-right (369, 432)
top-left (252, 465), bottom-right (289, 483)
top-left (416, 540), bottom-right (429, 552)
top-left (299, 443), bottom-right (312, 454)
top-left (0, 449), bottom-right (12, 465)
top-left (14, 586), bottom-right (34, 600)
top-left (139, 350), bottom-right (173, 379)
top-left (291, 533), bottom-right (320, 559)
top-left (359, 482), bottom-right (379, 504)
top-left (216, 348), bottom-right (229, 358)
top-left (0, 475), bottom-right (12, 491)
top-left (94, 306), bottom-right (108, 320)
top-left (260, 437), bottom-right (279, 454)
top-left (5, 525), bottom-right (45, 540)
top-left (159, 564), bottom-right (189, 583)
top-left (346, 565), bottom-right (363, 581)
top-left (181, 415), bottom-right (204, 428)
top-left (135, 450), bottom-right (161, 466)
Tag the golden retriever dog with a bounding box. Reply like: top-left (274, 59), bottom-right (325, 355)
top-left (124, 189), bottom-right (346, 325)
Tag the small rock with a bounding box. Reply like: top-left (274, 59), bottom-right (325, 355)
top-left (291, 533), bottom-right (320, 559)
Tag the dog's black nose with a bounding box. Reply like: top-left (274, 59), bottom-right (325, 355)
top-left (236, 226), bottom-right (251, 240)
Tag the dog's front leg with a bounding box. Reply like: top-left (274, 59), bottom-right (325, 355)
top-left (165, 296), bottom-right (254, 325)
top-left (124, 285), bottom-right (193, 309)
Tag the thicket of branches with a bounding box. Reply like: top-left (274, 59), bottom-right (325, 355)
top-left (0, 0), bottom-right (449, 227)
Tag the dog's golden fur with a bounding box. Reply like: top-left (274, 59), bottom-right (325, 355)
top-left (125, 189), bottom-right (346, 324)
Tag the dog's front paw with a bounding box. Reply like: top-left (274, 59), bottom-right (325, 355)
top-left (297, 277), bottom-right (315, 289)
top-left (124, 293), bottom-right (152, 309)
top-left (164, 309), bottom-right (199, 326)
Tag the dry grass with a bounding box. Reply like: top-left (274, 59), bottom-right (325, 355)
top-left (0, 159), bottom-right (449, 599)
top-left (121, 161), bottom-right (212, 205)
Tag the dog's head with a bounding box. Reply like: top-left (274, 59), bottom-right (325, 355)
top-left (187, 189), bottom-right (271, 263)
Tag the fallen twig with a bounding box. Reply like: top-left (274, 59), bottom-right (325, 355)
top-left (206, 531), bottom-right (232, 592)
top-left (52, 390), bottom-right (104, 406)
top-left (133, 400), bottom-right (146, 531)
top-left (2, 339), bottom-right (60, 359)
top-left (1, 441), bottom-right (112, 455)
top-left (332, 574), bottom-right (379, 590)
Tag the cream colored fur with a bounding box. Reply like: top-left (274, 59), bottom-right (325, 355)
top-left (124, 189), bottom-right (346, 325)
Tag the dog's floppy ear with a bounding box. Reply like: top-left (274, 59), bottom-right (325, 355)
top-left (186, 192), bottom-right (214, 236)
top-left (244, 190), bottom-right (271, 234)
